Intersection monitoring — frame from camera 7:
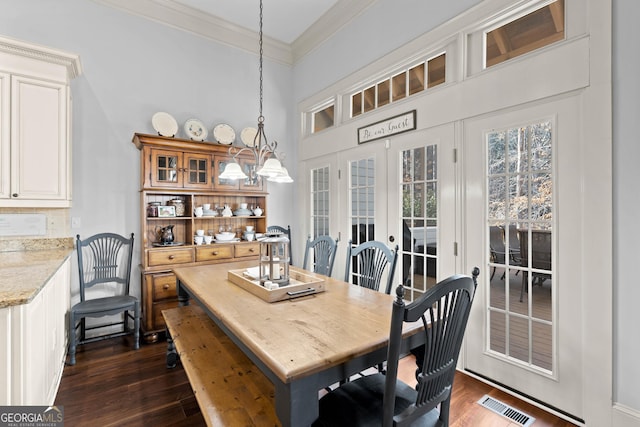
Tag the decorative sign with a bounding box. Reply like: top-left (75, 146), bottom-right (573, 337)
top-left (358, 110), bottom-right (416, 144)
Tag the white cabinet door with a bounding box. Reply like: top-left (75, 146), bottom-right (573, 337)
top-left (0, 72), bottom-right (9, 200)
top-left (5, 258), bottom-right (70, 405)
top-left (0, 307), bottom-right (11, 404)
top-left (10, 75), bottom-right (68, 203)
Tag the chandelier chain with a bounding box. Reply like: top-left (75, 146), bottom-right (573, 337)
top-left (258, 0), bottom-right (264, 122)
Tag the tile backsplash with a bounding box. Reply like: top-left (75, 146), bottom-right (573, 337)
top-left (0, 207), bottom-right (70, 241)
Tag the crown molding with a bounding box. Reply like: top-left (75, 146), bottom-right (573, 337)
top-left (0, 35), bottom-right (83, 79)
top-left (92, 0), bottom-right (292, 64)
top-left (92, 0), bottom-right (375, 66)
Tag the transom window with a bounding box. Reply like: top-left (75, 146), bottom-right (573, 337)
top-left (351, 53), bottom-right (446, 118)
top-left (485, 0), bottom-right (564, 68)
top-left (312, 104), bottom-right (335, 134)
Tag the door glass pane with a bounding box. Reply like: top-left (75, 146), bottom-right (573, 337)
top-left (400, 144), bottom-right (438, 301)
top-left (310, 166), bottom-right (330, 238)
top-left (157, 154), bottom-right (178, 183)
top-left (187, 158), bottom-right (207, 184)
top-left (486, 120), bottom-right (553, 372)
top-left (349, 158), bottom-right (375, 246)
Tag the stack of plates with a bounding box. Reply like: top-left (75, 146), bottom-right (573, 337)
top-left (233, 208), bottom-right (252, 216)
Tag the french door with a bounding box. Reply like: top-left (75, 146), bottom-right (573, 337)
top-left (462, 96), bottom-right (583, 419)
top-left (387, 123), bottom-right (457, 301)
top-left (338, 143), bottom-right (389, 283)
top-left (303, 124), bottom-right (458, 293)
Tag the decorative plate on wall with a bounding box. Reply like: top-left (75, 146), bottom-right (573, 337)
top-left (184, 118), bottom-right (208, 141)
top-left (213, 123), bottom-right (236, 145)
top-left (240, 127), bottom-right (258, 147)
top-left (151, 112), bottom-right (178, 137)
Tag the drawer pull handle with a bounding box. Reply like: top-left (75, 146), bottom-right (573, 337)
top-left (249, 248), bottom-right (255, 253)
top-left (212, 251), bottom-right (219, 255)
top-left (168, 255), bottom-right (175, 260)
top-left (163, 284), bottom-right (170, 290)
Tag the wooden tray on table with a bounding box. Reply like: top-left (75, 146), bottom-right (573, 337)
top-left (227, 266), bottom-right (325, 303)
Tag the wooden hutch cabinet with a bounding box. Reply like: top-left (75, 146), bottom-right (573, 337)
top-left (133, 133), bottom-right (268, 341)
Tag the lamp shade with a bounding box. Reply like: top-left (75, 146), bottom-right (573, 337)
top-left (219, 161), bottom-right (248, 180)
top-left (268, 167), bottom-right (293, 183)
top-left (256, 157), bottom-right (283, 177)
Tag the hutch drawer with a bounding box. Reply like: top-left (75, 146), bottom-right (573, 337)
top-left (235, 243), bottom-right (260, 258)
top-left (148, 247), bottom-right (195, 267)
top-left (195, 245), bottom-right (233, 262)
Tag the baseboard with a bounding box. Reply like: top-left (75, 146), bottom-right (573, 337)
top-left (613, 403), bottom-right (640, 427)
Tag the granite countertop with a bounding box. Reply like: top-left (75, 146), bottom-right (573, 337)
top-left (0, 238), bottom-right (74, 308)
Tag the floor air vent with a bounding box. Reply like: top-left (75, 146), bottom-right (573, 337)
top-left (477, 395), bottom-right (535, 427)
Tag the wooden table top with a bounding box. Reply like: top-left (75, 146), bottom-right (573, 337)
top-left (173, 260), bottom-right (421, 384)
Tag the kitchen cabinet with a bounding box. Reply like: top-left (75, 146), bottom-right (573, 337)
top-left (0, 36), bottom-right (81, 207)
top-left (133, 133), bottom-right (268, 341)
top-left (0, 258), bottom-right (70, 405)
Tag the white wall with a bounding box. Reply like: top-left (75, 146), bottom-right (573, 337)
top-left (292, 0), bottom-right (481, 102)
top-left (0, 0), bottom-right (296, 299)
top-left (612, 0), bottom-right (640, 416)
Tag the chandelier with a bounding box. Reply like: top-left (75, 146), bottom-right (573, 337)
top-left (218, 0), bottom-right (293, 184)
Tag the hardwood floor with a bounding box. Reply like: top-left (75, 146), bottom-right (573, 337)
top-left (55, 336), bottom-right (577, 426)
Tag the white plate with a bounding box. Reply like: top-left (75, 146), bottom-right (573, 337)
top-left (213, 123), bottom-right (236, 145)
top-left (152, 112), bottom-right (178, 137)
top-left (240, 127), bottom-right (258, 147)
top-left (184, 118), bottom-right (208, 141)
top-left (214, 237), bottom-right (240, 243)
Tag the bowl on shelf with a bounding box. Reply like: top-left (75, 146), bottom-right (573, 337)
top-left (215, 232), bottom-right (236, 242)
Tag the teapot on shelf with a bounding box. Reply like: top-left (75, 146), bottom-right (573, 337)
top-left (193, 206), bottom-right (204, 217)
top-left (158, 225), bottom-right (174, 244)
top-left (252, 205), bottom-right (263, 216)
top-left (222, 205), bottom-right (233, 217)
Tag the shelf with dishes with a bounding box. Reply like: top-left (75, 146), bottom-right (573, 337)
top-left (142, 192), bottom-right (267, 249)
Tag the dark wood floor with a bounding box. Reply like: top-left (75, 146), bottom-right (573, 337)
top-left (55, 336), bottom-right (577, 426)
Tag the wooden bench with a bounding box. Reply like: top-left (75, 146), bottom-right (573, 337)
top-left (163, 305), bottom-right (280, 427)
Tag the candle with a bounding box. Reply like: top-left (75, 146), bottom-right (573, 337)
top-left (271, 257), bottom-right (280, 280)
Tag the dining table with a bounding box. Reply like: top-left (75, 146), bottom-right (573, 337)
top-left (172, 260), bottom-right (425, 427)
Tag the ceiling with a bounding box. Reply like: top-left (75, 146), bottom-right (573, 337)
top-left (172, 0), bottom-right (340, 45)
top-left (94, 0), bottom-right (376, 65)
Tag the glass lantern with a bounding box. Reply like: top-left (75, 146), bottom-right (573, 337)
top-left (259, 232), bottom-right (290, 287)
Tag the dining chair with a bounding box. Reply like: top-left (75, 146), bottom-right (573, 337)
top-left (519, 229), bottom-right (552, 302)
top-left (506, 224), bottom-right (521, 266)
top-left (267, 224), bottom-right (293, 265)
top-left (302, 234), bottom-right (339, 277)
top-left (314, 267), bottom-right (479, 427)
top-left (344, 240), bottom-right (399, 295)
top-left (69, 232), bottom-right (140, 365)
top-left (489, 225), bottom-right (506, 281)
